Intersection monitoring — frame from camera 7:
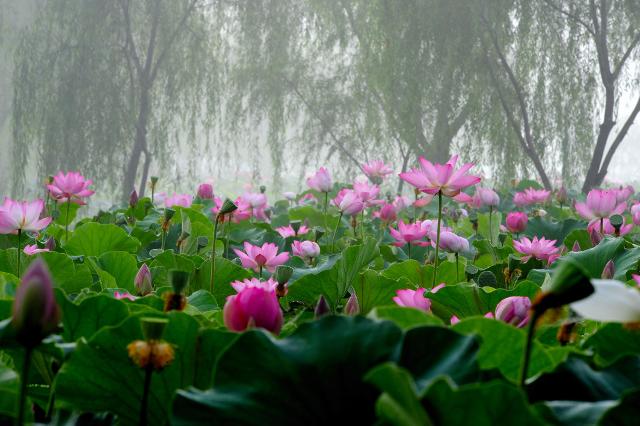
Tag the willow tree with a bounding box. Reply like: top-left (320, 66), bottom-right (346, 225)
top-left (12, 0), bottom-right (217, 199)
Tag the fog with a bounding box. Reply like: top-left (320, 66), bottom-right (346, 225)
top-left (2, 0), bottom-right (640, 206)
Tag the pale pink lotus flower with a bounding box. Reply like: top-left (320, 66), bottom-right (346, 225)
top-left (306, 167), bottom-right (333, 192)
top-left (574, 189), bottom-right (626, 226)
top-left (332, 189), bottom-right (364, 216)
top-left (419, 219), bottom-right (452, 240)
top-left (393, 288), bottom-right (431, 312)
top-left (631, 203), bottom-right (640, 226)
top-left (299, 193), bottom-right (318, 205)
top-left (230, 198), bottom-right (253, 223)
top-left (164, 193), bottom-right (193, 208)
top-left (389, 221), bottom-right (428, 247)
top-left (283, 192), bottom-right (297, 201)
top-left (452, 192), bottom-right (473, 204)
top-left (393, 195), bottom-right (412, 212)
top-left (223, 286), bottom-right (283, 334)
top-left (513, 236), bottom-right (559, 263)
top-left (399, 155), bottom-right (481, 197)
top-left (362, 160), bottom-right (393, 181)
top-left (611, 185), bottom-right (634, 204)
top-left (230, 277), bottom-right (278, 293)
top-left (469, 187), bottom-right (500, 208)
top-left (0, 198), bottom-right (52, 234)
top-left (47, 171), bottom-right (95, 205)
top-left (513, 188), bottom-right (551, 207)
top-left (505, 212), bottom-right (528, 233)
top-left (292, 240), bottom-right (321, 261)
top-left (495, 296), bottom-right (531, 328)
top-left (451, 312), bottom-right (494, 325)
top-left (431, 231), bottom-right (469, 253)
top-left (240, 192), bottom-right (269, 221)
top-left (197, 183), bottom-right (214, 200)
top-left (413, 195), bottom-right (434, 207)
top-left (586, 217), bottom-right (633, 236)
top-left (114, 291), bottom-right (136, 301)
top-left (23, 244), bottom-right (50, 256)
top-left (373, 203), bottom-right (397, 223)
top-left (275, 225), bottom-right (310, 238)
top-left (353, 180), bottom-right (383, 206)
top-left (233, 242), bottom-right (290, 273)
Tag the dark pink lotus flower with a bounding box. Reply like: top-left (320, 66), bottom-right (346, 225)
top-left (389, 221), bottom-right (428, 247)
top-left (0, 198), bottom-right (52, 234)
top-left (393, 288), bottom-right (431, 312)
top-left (197, 183), bottom-right (214, 200)
top-left (223, 286), bottom-right (283, 334)
top-left (306, 167), bottom-right (333, 192)
top-left (399, 155), bottom-right (480, 197)
top-left (230, 277), bottom-right (278, 293)
top-left (495, 296), bottom-right (531, 328)
top-left (574, 189), bottom-right (626, 225)
top-left (292, 240), bottom-right (320, 261)
top-left (587, 217), bottom-right (633, 236)
top-left (47, 171), bottom-right (95, 205)
top-left (275, 225), bottom-right (310, 238)
top-left (333, 189), bottom-right (364, 216)
top-left (23, 244), bottom-right (49, 256)
top-left (513, 236), bottom-right (559, 263)
top-left (373, 203), bottom-right (397, 224)
top-left (513, 188), bottom-right (551, 207)
top-left (505, 212), bottom-right (528, 233)
top-left (164, 193), bottom-right (193, 208)
top-left (233, 242), bottom-right (289, 273)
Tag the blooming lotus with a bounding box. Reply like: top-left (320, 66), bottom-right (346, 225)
top-left (197, 183), bottom-right (214, 200)
top-left (431, 231), bottom-right (469, 253)
top-left (164, 193), bottom-right (193, 208)
top-left (47, 171), bottom-right (95, 204)
top-left (373, 203), bottom-right (397, 224)
top-left (513, 236), bottom-right (559, 264)
top-left (631, 203), bottom-right (640, 226)
top-left (389, 221), bottom-right (428, 247)
top-left (362, 160), bottom-right (393, 182)
top-left (291, 240), bottom-right (321, 261)
top-left (505, 212), bottom-right (528, 234)
top-left (574, 189), bottom-right (626, 226)
top-left (586, 217), bottom-right (633, 236)
top-left (611, 185), bottom-right (634, 204)
top-left (393, 195), bottom-right (411, 212)
top-left (223, 286), bottom-right (283, 334)
top-left (513, 188), bottom-right (550, 207)
top-left (420, 219), bottom-right (452, 240)
top-left (275, 225), bottom-right (310, 238)
top-left (495, 296), bottom-right (531, 328)
top-left (469, 187), bottom-right (500, 209)
top-left (393, 288), bottom-right (431, 312)
top-left (306, 167), bottom-right (332, 192)
top-left (23, 245), bottom-right (49, 256)
top-left (230, 277), bottom-right (278, 293)
top-left (570, 279), bottom-right (640, 323)
top-left (353, 180), bottom-right (382, 206)
top-left (333, 189), bottom-right (364, 216)
top-left (399, 155), bottom-right (480, 197)
top-left (0, 198), bottom-right (52, 234)
top-left (233, 242), bottom-right (289, 273)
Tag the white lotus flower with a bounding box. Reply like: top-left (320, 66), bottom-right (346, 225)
top-left (570, 279), bottom-right (640, 323)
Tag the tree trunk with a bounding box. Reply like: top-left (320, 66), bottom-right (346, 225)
top-left (123, 84), bottom-right (150, 201)
top-left (138, 148), bottom-right (152, 198)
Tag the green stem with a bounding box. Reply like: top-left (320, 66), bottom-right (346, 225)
top-left (331, 212), bottom-right (343, 252)
top-left (209, 217), bottom-right (219, 293)
top-left (64, 200), bottom-right (71, 242)
top-left (161, 230), bottom-right (166, 251)
top-left (360, 210), bottom-right (365, 241)
top-left (455, 252), bottom-right (459, 283)
top-left (16, 229), bottom-right (21, 279)
top-left (408, 243), bottom-right (412, 260)
top-left (16, 348), bottom-right (32, 426)
top-left (488, 207), bottom-right (493, 245)
top-left (519, 310), bottom-right (541, 388)
top-left (433, 191), bottom-right (443, 287)
top-left (140, 365), bottom-right (153, 426)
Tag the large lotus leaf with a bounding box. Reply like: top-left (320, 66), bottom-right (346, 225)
top-left (172, 316), bottom-right (402, 425)
top-left (453, 317), bottom-right (559, 382)
top-left (583, 324), bottom-right (640, 367)
top-left (353, 269), bottom-right (407, 314)
top-left (611, 247), bottom-right (640, 281)
top-left (54, 312), bottom-right (228, 425)
top-left (524, 217), bottom-right (586, 243)
top-left (95, 251), bottom-right (139, 292)
top-left (190, 258), bottom-right (252, 305)
top-left (563, 229), bottom-right (593, 252)
top-left (477, 211), bottom-right (502, 244)
top-left (64, 223), bottom-right (141, 256)
top-left (58, 294), bottom-right (129, 342)
top-left (0, 362), bottom-right (19, 420)
top-left (382, 259), bottom-right (428, 287)
top-left (596, 388), bottom-right (640, 425)
top-left (563, 237), bottom-right (625, 278)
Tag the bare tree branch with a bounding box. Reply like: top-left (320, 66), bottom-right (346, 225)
top-left (119, 0), bottom-right (142, 77)
top-left (612, 31), bottom-right (640, 80)
top-left (541, 0), bottom-right (595, 36)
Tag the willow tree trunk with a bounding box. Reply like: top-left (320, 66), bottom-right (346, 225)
top-left (123, 84), bottom-right (150, 201)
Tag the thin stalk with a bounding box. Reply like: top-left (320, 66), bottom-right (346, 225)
top-left (64, 200), bottom-right (71, 242)
top-left (209, 216), bottom-right (220, 293)
top-left (331, 212), bottom-right (343, 251)
top-left (519, 310), bottom-right (541, 388)
top-left (140, 365), bottom-right (153, 426)
top-left (600, 217), bottom-right (604, 235)
top-left (488, 206), bottom-right (493, 245)
top-left (455, 252), bottom-right (459, 283)
top-left (407, 243), bottom-right (412, 260)
top-left (433, 191), bottom-right (443, 286)
top-left (360, 210), bottom-right (365, 241)
top-left (259, 265), bottom-right (263, 279)
top-left (161, 230), bottom-right (166, 251)
top-left (16, 348), bottom-right (32, 426)
top-left (16, 229), bottom-right (21, 278)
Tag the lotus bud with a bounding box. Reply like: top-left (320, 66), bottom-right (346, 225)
top-left (495, 296), bottom-right (531, 328)
top-left (344, 293), bottom-right (360, 316)
top-left (12, 259), bottom-right (60, 348)
top-left (218, 199), bottom-right (238, 216)
top-left (314, 295), bottom-right (330, 318)
top-left (601, 260), bottom-right (615, 279)
top-left (259, 185), bottom-right (266, 194)
top-left (556, 187), bottom-right (568, 205)
top-left (223, 287), bottom-right (283, 334)
top-left (196, 183), bottom-right (214, 200)
top-left (572, 240), bottom-right (581, 252)
top-left (589, 227), bottom-right (602, 246)
top-left (135, 264), bottom-right (153, 296)
top-left (610, 214), bottom-right (623, 236)
top-left (45, 236), bottom-right (56, 251)
top-left (129, 189), bottom-right (139, 208)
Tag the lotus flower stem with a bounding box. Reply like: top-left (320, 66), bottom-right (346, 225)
top-left (16, 347), bottom-right (32, 426)
top-left (331, 212), bottom-right (343, 252)
top-left (16, 229), bottom-right (21, 278)
top-left (489, 206), bottom-right (493, 245)
top-left (455, 252), bottom-right (459, 283)
top-left (140, 365), bottom-right (153, 426)
top-left (360, 210), bottom-right (365, 241)
top-left (209, 216), bottom-right (220, 293)
top-left (433, 191), bottom-right (443, 286)
top-left (519, 309), bottom-right (541, 388)
top-left (323, 192), bottom-right (328, 215)
top-left (64, 199), bottom-right (71, 242)
top-left (407, 243), bottom-right (412, 260)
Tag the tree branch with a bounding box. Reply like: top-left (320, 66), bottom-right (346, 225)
top-left (541, 0), bottom-right (595, 36)
top-left (598, 92), bottom-right (640, 180)
top-left (612, 31), bottom-right (640, 80)
top-left (119, 0), bottom-right (142, 77)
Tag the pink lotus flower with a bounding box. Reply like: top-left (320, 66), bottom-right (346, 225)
top-left (164, 193), bottom-right (193, 208)
top-left (275, 225), bottom-right (310, 238)
top-left (223, 286), bottom-right (283, 334)
top-left (612, 185), bottom-right (634, 204)
top-left (419, 219), bottom-right (452, 240)
top-left (283, 192), bottom-right (297, 201)
top-left (47, 171), bottom-right (95, 205)
top-left (399, 155), bottom-right (481, 197)
top-left (292, 240), bottom-right (321, 260)
top-left (240, 192), bottom-right (269, 221)
top-left (513, 188), bottom-right (550, 207)
top-left (0, 198), bottom-right (52, 234)
top-left (353, 180), bottom-right (382, 206)
top-left (393, 195), bottom-right (411, 212)
top-left (632, 203), bottom-right (640, 226)
top-left (114, 291), bottom-right (136, 301)
top-left (505, 212), bottom-right (528, 233)
top-left (362, 160), bottom-right (393, 182)
top-left (230, 277), bottom-right (278, 293)
top-left (197, 183), bottom-right (214, 200)
top-left (468, 187), bottom-right (500, 209)
top-left (229, 198), bottom-right (253, 223)
top-left (135, 264), bottom-right (153, 296)
top-left (233, 242), bottom-right (290, 273)
top-left (306, 167), bottom-right (332, 192)
top-left (333, 189), bottom-right (364, 216)
top-left (587, 217), bottom-right (633, 236)
top-left (431, 231), bottom-right (469, 253)
top-left (513, 236), bottom-right (559, 263)
top-left (574, 189), bottom-right (626, 224)
top-left (393, 288), bottom-right (431, 312)
top-left (389, 221), bottom-right (428, 247)
top-left (373, 203), bottom-right (397, 223)
top-left (299, 193), bottom-right (318, 205)
top-left (495, 296), bottom-right (531, 328)
top-left (23, 244), bottom-right (50, 256)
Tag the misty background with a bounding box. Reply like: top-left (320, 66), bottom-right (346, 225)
top-left (1, 0), bottom-right (639, 209)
